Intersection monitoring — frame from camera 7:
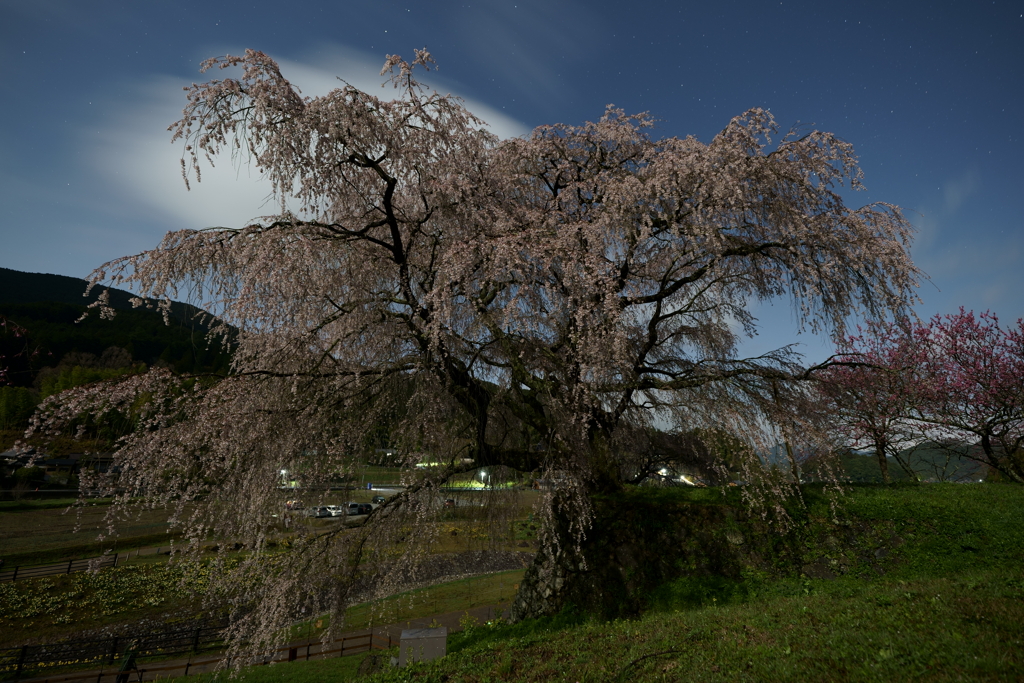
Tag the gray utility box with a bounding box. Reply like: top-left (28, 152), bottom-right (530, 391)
top-left (398, 627), bottom-right (447, 667)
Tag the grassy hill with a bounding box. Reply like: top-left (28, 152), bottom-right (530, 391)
top-left (165, 483), bottom-right (1023, 683)
top-left (0, 484), bottom-right (1018, 681)
top-left (840, 445), bottom-right (987, 484)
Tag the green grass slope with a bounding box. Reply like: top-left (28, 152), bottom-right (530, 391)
top-left (178, 484), bottom-right (1023, 683)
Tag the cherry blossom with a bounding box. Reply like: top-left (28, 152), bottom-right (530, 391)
top-left (30, 50), bottom-right (922, 649)
top-left (818, 320), bottom-right (928, 482)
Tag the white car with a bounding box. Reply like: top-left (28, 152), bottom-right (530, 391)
top-left (306, 506), bottom-right (332, 518)
top-left (326, 505), bottom-right (345, 517)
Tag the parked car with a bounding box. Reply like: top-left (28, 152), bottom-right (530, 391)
top-left (306, 506), bottom-right (332, 518)
top-left (326, 505), bottom-right (345, 517)
top-left (443, 498), bottom-right (456, 509)
top-left (371, 495), bottom-right (387, 505)
top-left (357, 503), bottom-right (373, 515)
top-left (346, 502), bottom-right (362, 515)
top-left (285, 500), bottom-right (303, 510)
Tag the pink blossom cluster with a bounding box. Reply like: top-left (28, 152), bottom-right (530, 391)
top-left (820, 309), bottom-right (1024, 482)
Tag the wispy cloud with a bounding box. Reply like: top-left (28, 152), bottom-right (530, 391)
top-left (444, 0), bottom-right (604, 111)
top-left (87, 43), bottom-right (530, 235)
top-left (942, 168), bottom-right (980, 213)
top-left (908, 172), bottom-right (1024, 323)
top-left (90, 74), bottom-right (276, 233)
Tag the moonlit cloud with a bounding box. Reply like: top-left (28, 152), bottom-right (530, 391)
top-left (277, 44), bottom-right (531, 140)
top-left (91, 75), bottom-right (279, 233)
top-left (88, 44), bottom-right (530, 234)
top-left (942, 169), bottom-right (980, 213)
top-left (905, 164), bottom-right (1024, 324)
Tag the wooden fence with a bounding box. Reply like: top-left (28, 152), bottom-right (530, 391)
top-left (0, 620), bottom-right (226, 682)
top-left (2, 629), bottom-right (395, 683)
top-left (0, 547), bottom-right (169, 583)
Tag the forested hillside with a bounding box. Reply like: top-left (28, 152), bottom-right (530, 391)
top-left (0, 267), bottom-right (231, 436)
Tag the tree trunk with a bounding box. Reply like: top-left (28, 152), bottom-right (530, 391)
top-left (508, 499), bottom-right (591, 622)
top-left (875, 436), bottom-right (890, 484)
top-left (981, 433), bottom-right (1024, 483)
top-left (509, 489), bottom-right (768, 622)
top-left (784, 438), bottom-right (800, 483)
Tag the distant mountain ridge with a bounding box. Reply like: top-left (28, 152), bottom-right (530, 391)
top-left (0, 268), bottom-right (231, 386)
top-left (0, 267), bottom-right (204, 324)
top-left (1, 267), bottom-right (133, 308)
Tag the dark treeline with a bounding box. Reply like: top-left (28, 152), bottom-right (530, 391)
top-left (1, 268), bottom-right (231, 432)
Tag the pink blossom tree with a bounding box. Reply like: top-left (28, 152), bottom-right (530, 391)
top-left (818, 320), bottom-right (928, 483)
top-left (912, 310), bottom-right (1024, 482)
top-left (820, 310), bottom-right (1024, 483)
top-left (30, 50), bottom-right (922, 647)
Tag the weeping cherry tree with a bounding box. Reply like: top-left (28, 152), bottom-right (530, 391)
top-left (28, 49), bottom-right (921, 650)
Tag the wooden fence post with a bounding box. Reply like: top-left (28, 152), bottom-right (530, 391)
top-left (67, 559), bottom-right (74, 574)
top-left (14, 644), bottom-right (27, 680)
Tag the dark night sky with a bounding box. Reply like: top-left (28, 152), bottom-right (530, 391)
top-left (1, 0), bottom-right (1021, 361)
